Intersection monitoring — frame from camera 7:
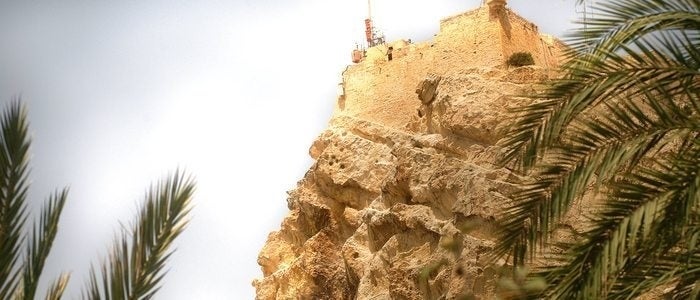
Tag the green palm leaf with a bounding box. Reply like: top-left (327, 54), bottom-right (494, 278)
top-left (0, 100), bottom-right (195, 299)
top-left (605, 229), bottom-right (700, 299)
top-left (83, 171), bottom-right (195, 300)
top-left (492, 0), bottom-right (700, 298)
top-left (495, 0), bottom-right (700, 262)
top-left (20, 189), bottom-right (69, 300)
top-left (499, 0), bottom-right (700, 171)
top-left (0, 101), bottom-right (31, 299)
top-left (534, 145), bottom-right (700, 299)
top-left (44, 273), bottom-right (71, 300)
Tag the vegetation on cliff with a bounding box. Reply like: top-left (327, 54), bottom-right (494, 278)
top-left (495, 0), bottom-right (700, 298)
top-left (506, 52), bottom-right (535, 67)
top-left (0, 101), bottom-right (194, 299)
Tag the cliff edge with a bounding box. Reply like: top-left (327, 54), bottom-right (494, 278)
top-left (254, 4), bottom-right (567, 299)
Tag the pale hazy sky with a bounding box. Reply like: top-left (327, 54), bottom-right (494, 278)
top-left (0, 0), bottom-right (578, 298)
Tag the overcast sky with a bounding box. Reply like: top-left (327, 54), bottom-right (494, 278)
top-left (0, 0), bottom-right (579, 298)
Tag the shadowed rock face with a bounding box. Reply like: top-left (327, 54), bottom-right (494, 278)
top-left (254, 5), bottom-right (566, 300)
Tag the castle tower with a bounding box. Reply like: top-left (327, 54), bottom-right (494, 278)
top-left (486, 0), bottom-right (507, 8)
top-left (486, 0), bottom-right (507, 15)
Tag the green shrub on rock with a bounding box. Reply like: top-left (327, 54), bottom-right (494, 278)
top-left (506, 52), bottom-right (534, 67)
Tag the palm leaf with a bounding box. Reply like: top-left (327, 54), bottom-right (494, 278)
top-left (492, 0), bottom-right (700, 298)
top-left (19, 189), bottom-right (69, 300)
top-left (0, 100), bottom-right (32, 299)
top-left (606, 229), bottom-right (700, 299)
top-left (529, 140), bottom-right (700, 299)
top-left (499, 0), bottom-right (700, 171)
top-left (494, 0), bottom-right (700, 266)
top-left (83, 171), bottom-right (195, 300)
top-left (494, 86), bottom-right (700, 263)
top-left (44, 273), bottom-right (71, 300)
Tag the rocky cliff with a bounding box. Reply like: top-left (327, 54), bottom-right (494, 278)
top-left (254, 4), bottom-right (566, 300)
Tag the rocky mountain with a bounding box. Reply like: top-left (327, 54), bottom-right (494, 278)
top-left (254, 3), bottom-right (567, 299)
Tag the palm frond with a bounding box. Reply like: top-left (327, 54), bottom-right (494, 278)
top-left (492, 2), bottom-right (700, 298)
top-left (83, 171), bottom-right (195, 300)
top-left (499, 1), bottom-right (700, 171)
top-left (44, 273), bottom-right (71, 300)
top-left (0, 100), bottom-right (32, 299)
top-left (606, 230), bottom-right (700, 299)
top-left (494, 87), bottom-right (700, 263)
top-left (19, 189), bottom-right (69, 300)
top-left (568, 0), bottom-right (700, 54)
top-left (531, 142), bottom-right (700, 299)
top-left (494, 0), bottom-right (700, 267)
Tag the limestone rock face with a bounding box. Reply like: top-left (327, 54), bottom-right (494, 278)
top-left (253, 66), bottom-right (554, 299)
top-left (254, 5), bottom-right (566, 300)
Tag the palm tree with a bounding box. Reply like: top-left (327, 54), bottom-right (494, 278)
top-left (0, 100), bottom-right (195, 299)
top-left (492, 0), bottom-right (700, 298)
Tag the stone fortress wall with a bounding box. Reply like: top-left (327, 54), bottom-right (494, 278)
top-left (495, 9), bottom-right (565, 68)
top-left (336, 4), bottom-right (567, 130)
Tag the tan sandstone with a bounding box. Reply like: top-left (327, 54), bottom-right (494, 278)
top-left (254, 3), bottom-right (567, 299)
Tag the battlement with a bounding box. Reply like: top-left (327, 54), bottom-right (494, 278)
top-left (439, 7), bottom-right (481, 26)
top-left (336, 5), bottom-right (567, 129)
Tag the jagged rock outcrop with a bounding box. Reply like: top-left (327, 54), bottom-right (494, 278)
top-left (254, 4), bottom-right (566, 300)
top-left (254, 67), bottom-right (549, 299)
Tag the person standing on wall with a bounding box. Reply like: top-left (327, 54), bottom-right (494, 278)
top-left (387, 46), bottom-right (393, 61)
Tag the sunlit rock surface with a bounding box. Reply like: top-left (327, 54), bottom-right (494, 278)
top-left (254, 4), bottom-right (566, 299)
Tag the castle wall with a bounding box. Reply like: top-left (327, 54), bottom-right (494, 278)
top-left (336, 6), bottom-right (566, 131)
top-left (339, 42), bottom-right (434, 129)
top-left (435, 8), bottom-right (504, 68)
top-left (497, 9), bottom-right (564, 69)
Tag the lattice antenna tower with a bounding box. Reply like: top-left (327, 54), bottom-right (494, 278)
top-left (364, 0), bottom-right (385, 47)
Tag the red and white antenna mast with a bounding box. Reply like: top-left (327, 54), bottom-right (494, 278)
top-left (364, 0), bottom-right (374, 47)
top-left (363, 0), bottom-right (385, 47)
top-left (367, 0), bottom-right (372, 19)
